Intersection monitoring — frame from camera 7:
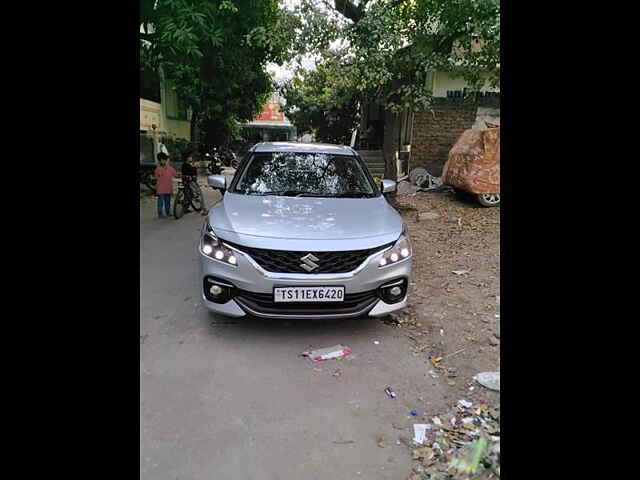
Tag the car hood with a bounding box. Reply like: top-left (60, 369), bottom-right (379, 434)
top-left (208, 192), bottom-right (403, 251)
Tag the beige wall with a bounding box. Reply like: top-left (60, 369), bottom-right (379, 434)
top-left (140, 96), bottom-right (190, 140)
top-left (140, 99), bottom-right (161, 131)
top-left (432, 72), bottom-right (499, 98)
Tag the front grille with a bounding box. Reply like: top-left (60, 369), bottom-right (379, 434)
top-left (235, 289), bottom-right (379, 317)
top-left (224, 242), bottom-right (391, 274)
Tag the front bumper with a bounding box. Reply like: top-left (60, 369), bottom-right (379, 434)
top-left (199, 241), bottom-right (412, 319)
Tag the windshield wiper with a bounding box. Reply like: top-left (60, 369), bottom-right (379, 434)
top-left (332, 192), bottom-right (374, 198)
top-left (258, 190), bottom-right (325, 197)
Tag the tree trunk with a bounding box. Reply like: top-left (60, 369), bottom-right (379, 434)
top-left (383, 107), bottom-right (400, 182)
top-left (190, 110), bottom-right (199, 143)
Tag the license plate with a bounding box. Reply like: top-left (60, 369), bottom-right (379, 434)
top-left (274, 286), bottom-right (345, 303)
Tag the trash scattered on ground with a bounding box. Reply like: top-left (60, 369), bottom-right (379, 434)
top-left (384, 386), bottom-right (397, 399)
top-left (333, 368), bottom-right (342, 377)
top-left (413, 424), bottom-right (430, 444)
top-left (449, 437), bottom-right (488, 475)
top-left (410, 410), bottom-right (418, 416)
top-left (474, 371), bottom-right (500, 391)
top-left (413, 446), bottom-right (435, 462)
top-left (405, 400), bottom-right (500, 478)
top-left (374, 340), bottom-right (380, 345)
top-left (451, 270), bottom-right (470, 275)
top-left (301, 344), bottom-right (352, 362)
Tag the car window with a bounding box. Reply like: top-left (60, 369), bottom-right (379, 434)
top-left (232, 152), bottom-right (379, 197)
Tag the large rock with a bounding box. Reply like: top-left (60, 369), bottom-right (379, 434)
top-left (442, 127), bottom-right (500, 194)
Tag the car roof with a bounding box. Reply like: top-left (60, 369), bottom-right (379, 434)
top-left (252, 142), bottom-right (357, 156)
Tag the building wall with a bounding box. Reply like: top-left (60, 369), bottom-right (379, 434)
top-left (409, 71), bottom-right (500, 175)
top-left (432, 71), bottom-right (498, 98)
top-left (140, 99), bottom-right (161, 132)
top-left (411, 99), bottom-right (478, 176)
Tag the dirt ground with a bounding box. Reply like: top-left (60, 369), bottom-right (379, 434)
top-left (390, 188), bottom-right (500, 409)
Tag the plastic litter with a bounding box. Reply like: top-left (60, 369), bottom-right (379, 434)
top-left (410, 409), bottom-right (418, 416)
top-left (458, 399), bottom-right (473, 409)
top-left (474, 371), bottom-right (500, 391)
top-left (384, 387), bottom-right (397, 399)
top-left (301, 344), bottom-right (351, 362)
top-left (413, 424), bottom-right (430, 444)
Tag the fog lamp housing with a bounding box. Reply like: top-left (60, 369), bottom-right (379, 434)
top-left (203, 277), bottom-right (235, 304)
top-left (378, 278), bottom-right (408, 304)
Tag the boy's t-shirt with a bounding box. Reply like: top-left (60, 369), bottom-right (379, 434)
top-left (181, 161), bottom-right (198, 178)
top-left (155, 166), bottom-right (177, 194)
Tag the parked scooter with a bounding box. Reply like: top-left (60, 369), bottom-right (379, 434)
top-left (219, 147), bottom-right (239, 169)
top-left (206, 150), bottom-right (223, 175)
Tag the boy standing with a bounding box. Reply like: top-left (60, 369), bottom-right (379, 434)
top-left (154, 152), bottom-right (177, 218)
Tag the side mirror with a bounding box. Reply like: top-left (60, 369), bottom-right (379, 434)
top-left (207, 175), bottom-right (226, 191)
top-left (381, 179), bottom-right (397, 194)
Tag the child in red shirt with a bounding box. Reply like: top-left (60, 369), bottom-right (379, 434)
top-left (154, 153), bottom-right (177, 218)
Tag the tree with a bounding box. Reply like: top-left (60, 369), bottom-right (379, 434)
top-left (281, 50), bottom-right (359, 144)
top-left (140, 0), bottom-right (296, 146)
top-left (287, 0), bottom-right (500, 180)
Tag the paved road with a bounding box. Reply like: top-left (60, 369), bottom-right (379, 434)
top-left (140, 184), bottom-right (451, 480)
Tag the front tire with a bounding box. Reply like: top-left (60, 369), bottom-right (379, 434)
top-left (477, 193), bottom-right (500, 207)
top-left (189, 184), bottom-right (204, 212)
top-left (174, 191), bottom-right (185, 219)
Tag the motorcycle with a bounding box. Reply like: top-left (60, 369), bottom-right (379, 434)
top-left (205, 151), bottom-right (223, 175)
top-left (219, 147), bottom-right (239, 169)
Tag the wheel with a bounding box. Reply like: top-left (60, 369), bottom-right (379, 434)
top-left (189, 184), bottom-right (203, 212)
top-left (174, 191), bottom-right (185, 219)
top-left (477, 193), bottom-right (500, 207)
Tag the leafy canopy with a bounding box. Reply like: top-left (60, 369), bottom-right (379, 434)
top-left (140, 0), bottom-right (297, 142)
top-left (284, 0), bottom-right (500, 114)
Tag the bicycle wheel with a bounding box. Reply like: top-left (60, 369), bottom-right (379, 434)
top-left (189, 184), bottom-right (204, 212)
top-left (174, 190), bottom-right (185, 219)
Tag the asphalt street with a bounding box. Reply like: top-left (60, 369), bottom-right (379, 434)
top-left (140, 184), bottom-right (451, 480)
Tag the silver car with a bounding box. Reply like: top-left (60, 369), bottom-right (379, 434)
top-left (198, 142), bottom-right (412, 320)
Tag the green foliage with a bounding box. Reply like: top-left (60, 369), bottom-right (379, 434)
top-left (286, 0), bottom-right (500, 114)
top-left (281, 50), bottom-right (359, 144)
top-left (140, 0), bottom-right (296, 142)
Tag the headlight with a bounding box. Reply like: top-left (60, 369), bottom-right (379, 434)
top-left (379, 226), bottom-right (412, 267)
top-left (200, 221), bottom-right (237, 267)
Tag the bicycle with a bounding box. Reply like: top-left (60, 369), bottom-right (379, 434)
top-left (173, 176), bottom-right (204, 219)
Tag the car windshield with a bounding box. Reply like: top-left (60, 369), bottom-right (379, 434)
top-left (232, 152), bottom-right (379, 197)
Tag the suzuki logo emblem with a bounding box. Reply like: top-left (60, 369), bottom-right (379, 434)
top-left (300, 253), bottom-right (320, 272)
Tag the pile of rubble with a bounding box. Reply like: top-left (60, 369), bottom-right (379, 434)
top-left (407, 400), bottom-right (500, 479)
